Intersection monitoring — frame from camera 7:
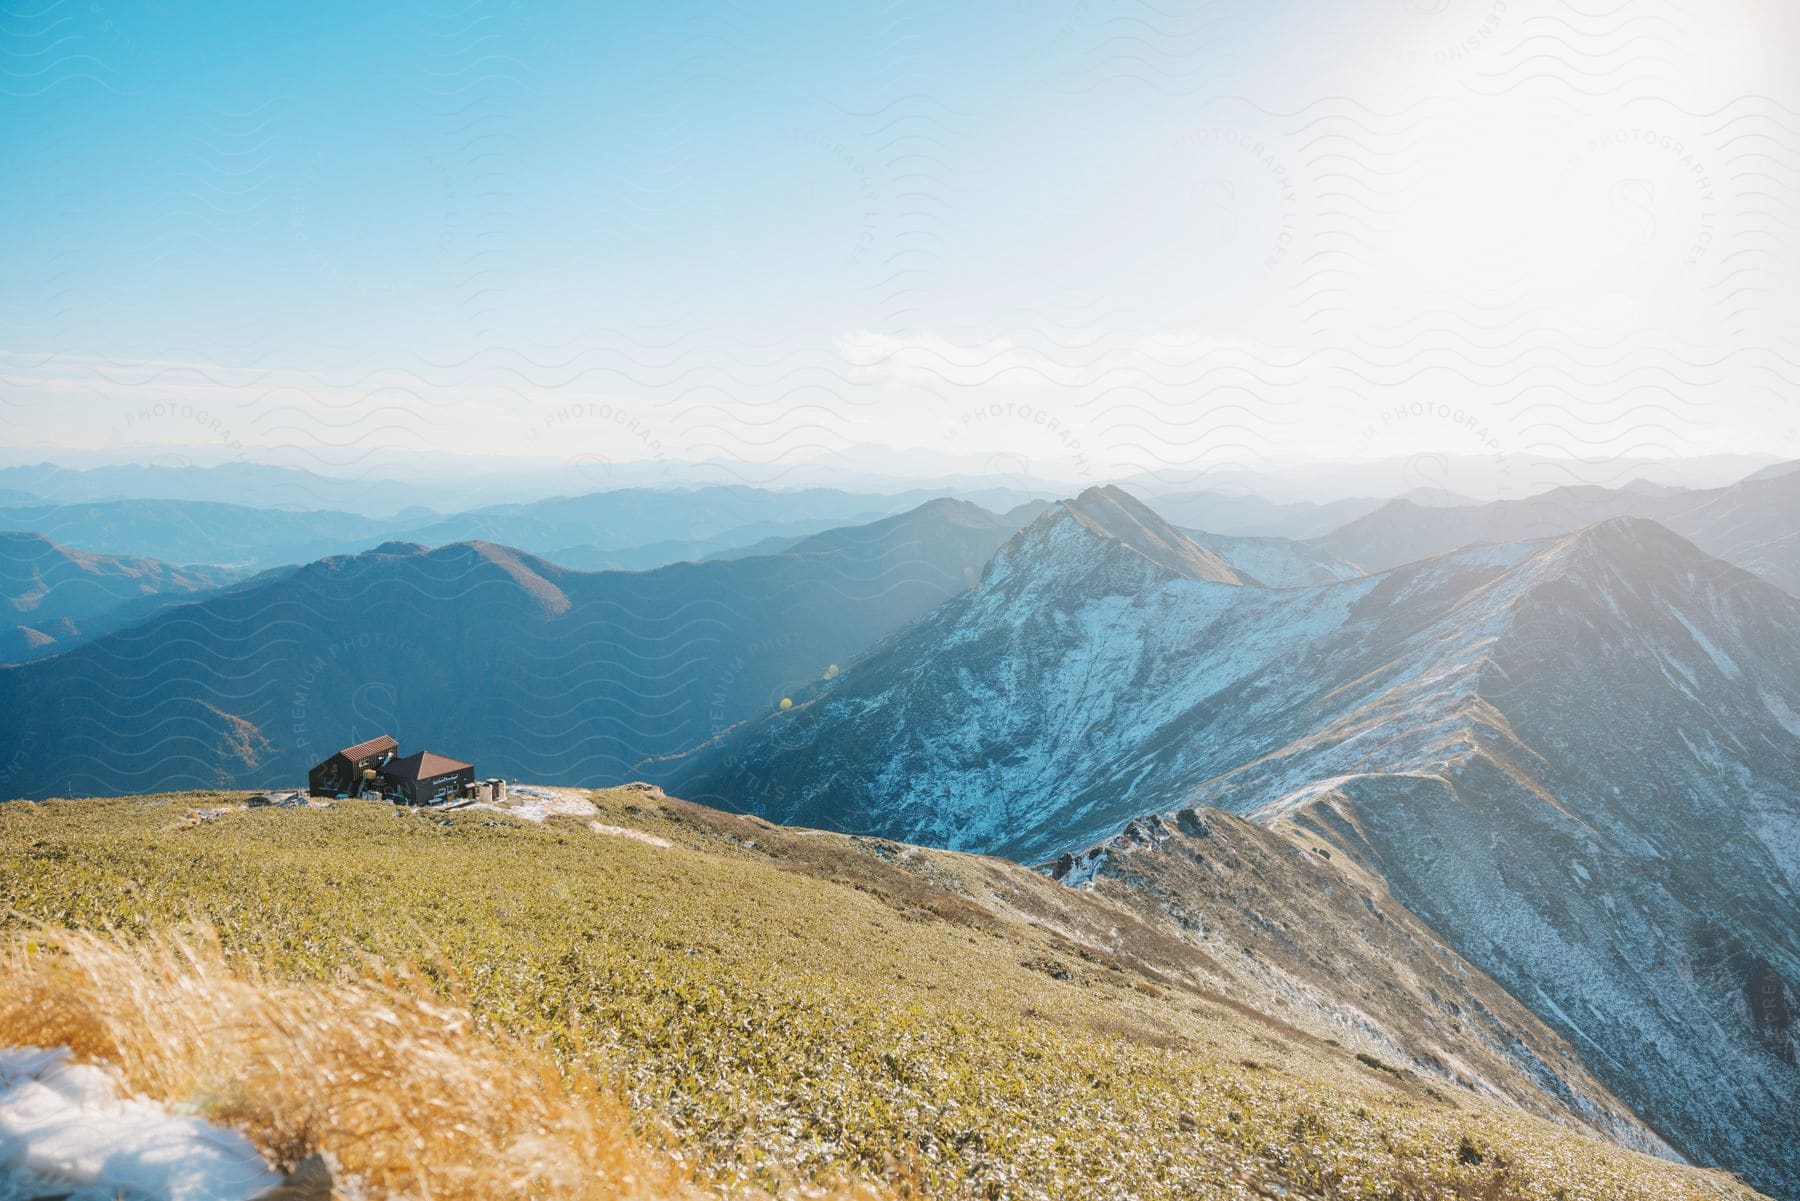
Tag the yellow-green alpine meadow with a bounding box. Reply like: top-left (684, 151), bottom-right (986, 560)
top-left (0, 788), bottom-right (1767, 1201)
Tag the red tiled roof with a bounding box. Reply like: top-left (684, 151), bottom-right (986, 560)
top-left (378, 750), bottom-right (473, 782)
top-left (336, 734), bottom-right (398, 761)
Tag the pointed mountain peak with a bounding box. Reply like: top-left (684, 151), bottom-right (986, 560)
top-left (867, 496), bottom-right (1005, 532)
top-left (1070, 483), bottom-right (1137, 507)
top-left (1055, 486), bottom-right (1246, 584)
top-left (983, 488), bottom-right (1245, 591)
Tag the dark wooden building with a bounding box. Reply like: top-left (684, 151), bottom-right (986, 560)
top-left (377, 750), bottom-right (476, 806)
top-left (307, 734), bottom-right (399, 798)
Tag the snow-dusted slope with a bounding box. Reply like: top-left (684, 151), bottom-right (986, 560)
top-left (1235, 519), bottom-right (1800, 1199)
top-left (683, 504), bottom-right (1800, 1198)
top-left (681, 503), bottom-right (1534, 860)
top-left (680, 484), bottom-right (1301, 853)
top-left (1184, 528), bottom-right (1365, 587)
top-left (1050, 809), bottom-right (1666, 1158)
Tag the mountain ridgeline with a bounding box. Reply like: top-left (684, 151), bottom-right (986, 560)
top-left (0, 499), bottom-right (1026, 798)
top-left (677, 486), bottom-right (1800, 1199)
top-left (1313, 469), bottom-right (1800, 594)
top-left (0, 484), bottom-right (1047, 574)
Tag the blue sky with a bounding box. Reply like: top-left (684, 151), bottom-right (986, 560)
top-left (4, 0), bottom-right (1798, 493)
top-left (6, 1), bottom-right (1184, 344)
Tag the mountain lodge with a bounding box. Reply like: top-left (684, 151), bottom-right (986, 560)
top-left (307, 734), bottom-right (399, 798)
top-left (378, 750), bottom-right (476, 805)
top-left (307, 735), bottom-right (476, 805)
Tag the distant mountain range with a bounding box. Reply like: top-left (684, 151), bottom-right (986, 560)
top-left (1314, 469), bottom-right (1800, 594)
top-left (0, 533), bottom-right (242, 663)
top-left (0, 462), bottom-right (435, 518)
top-left (1127, 488), bottom-right (1388, 540)
top-left (401, 485), bottom-right (1044, 567)
top-left (0, 499), bottom-right (1027, 797)
top-left (674, 485), bottom-right (1800, 1198)
top-left (7, 461), bottom-right (1794, 589)
top-left (0, 484), bottom-right (1047, 574)
top-left (0, 499), bottom-right (395, 570)
top-left (1124, 451), bottom-right (1783, 508)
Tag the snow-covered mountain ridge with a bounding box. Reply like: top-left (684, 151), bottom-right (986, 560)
top-left (679, 498), bottom-right (1800, 1199)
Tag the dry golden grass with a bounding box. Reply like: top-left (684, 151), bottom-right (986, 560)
top-left (0, 924), bottom-right (891, 1201)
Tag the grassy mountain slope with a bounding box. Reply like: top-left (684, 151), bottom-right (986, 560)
top-left (0, 790), bottom-right (1766, 1201)
top-left (2, 926), bottom-right (879, 1201)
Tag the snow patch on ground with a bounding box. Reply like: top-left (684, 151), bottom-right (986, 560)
top-left (0, 1046), bottom-right (282, 1201)
top-left (466, 785), bottom-right (672, 847)
top-left (470, 784), bottom-right (599, 823)
top-left (1670, 607), bottom-right (1743, 680)
top-left (1763, 689), bottom-right (1800, 739)
top-left (1052, 847), bottom-right (1110, 889)
top-left (1251, 775), bottom-right (1361, 823)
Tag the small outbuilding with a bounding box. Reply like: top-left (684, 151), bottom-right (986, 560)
top-left (307, 735), bottom-right (399, 798)
top-left (378, 750), bottom-right (476, 806)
